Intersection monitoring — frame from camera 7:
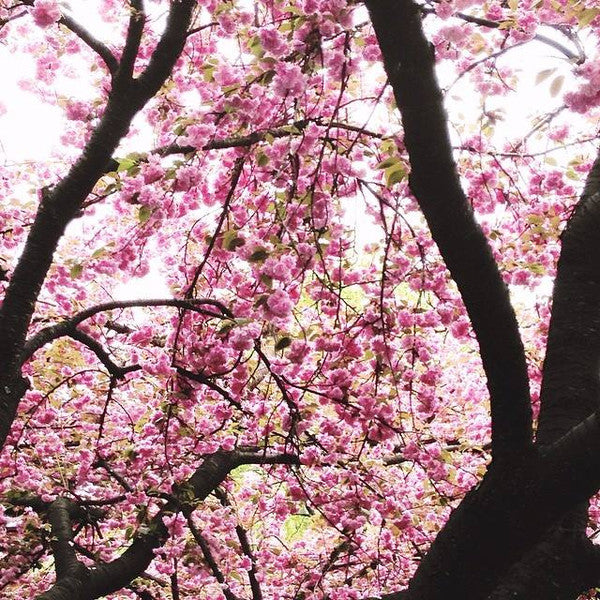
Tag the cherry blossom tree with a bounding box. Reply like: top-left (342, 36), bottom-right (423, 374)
top-left (2, 0), bottom-right (600, 598)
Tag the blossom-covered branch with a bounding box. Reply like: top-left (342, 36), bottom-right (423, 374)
top-left (22, 297), bottom-right (231, 362)
top-left (0, 0), bottom-right (197, 451)
top-left (8, 450), bottom-right (299, 600)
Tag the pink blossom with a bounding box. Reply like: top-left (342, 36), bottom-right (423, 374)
top-left (266, 289), bottom-right (293, 318)
top-left (184, 122), bottom-right (216, 149)
top-left (259, 28), bottom-right (288, 58)
top-left (436, 1), bottom-right (454, 19)
top-left (65, 101), bottom-right (90, 121)
top-left (32, 0), bottom-right (61, 27)
top-left (273, 63), bottom-right (306, 97)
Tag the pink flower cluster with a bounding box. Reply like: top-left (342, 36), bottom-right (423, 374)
top-left (31, 0), bottom-right (61, 27)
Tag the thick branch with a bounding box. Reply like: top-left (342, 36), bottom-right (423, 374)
top-left (114, 0), bottom-right (146, 89)
top-left (24, 450), bottom-right (297, 599)
top-left (133, 0), bottom-right (196, 101)
top-left (34, 498), bottom-right (90, 600)
top-left (0, 0), bottom-right (197, 451)
top-left (88, 450), bottom-right (296, 597)
top-left (537, 148), bottom-right (600, 445)
top-left (365, 0), bottom-right (532, 458)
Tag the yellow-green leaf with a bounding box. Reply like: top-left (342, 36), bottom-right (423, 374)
top-left (70, 263), bottom-right (83, 278)
top-left (550, 75), bottom-right (565, 97)
top-left (138, 205), bottom-right (152, 223)
top-left (385, 163), bottom-right (406, 186)
top-left (535, 68), bottom-right (555, 85)
top-left (578, 8), bottom-right (600, 27)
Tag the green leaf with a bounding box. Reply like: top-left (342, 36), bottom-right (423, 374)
top-left (528, 263), bottom-right (546, 274)
top-left (70, 263), bottom-right (83, 278)
top-left (248, 35), bottom-right (264, 58)
top-left (248, 247), bottom-right (269, 263)
top-left (376, 156), bottom-right (401, 170)
top-left (281, 124), bottom-right (302, 135)
top-left (256, 151), bottom-right (270, 167)
top-left (380, 138), bottom-right (397, 154)
top-left (385, 163), bottom-right (406, 186)
top-left (260, 274), bottom-right (273, 288)
top-left (282, 514), bottom-right (310, 542)
top-left (138, 205), bottom-right (152, 223)
top-left (275, 336), bottom-right (292, 351)
top-left (117, 153), bottom-right (145, 175)
top-left (117, 157), bottom-right (137, 172)
top-left (223, 229), bottom-right (245, 251)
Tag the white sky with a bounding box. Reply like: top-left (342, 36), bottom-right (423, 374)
top-left (0, 10), bottom-right (590, 301)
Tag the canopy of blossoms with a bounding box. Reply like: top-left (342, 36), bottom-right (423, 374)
top-left (1, 1), bottom-right (600, 599)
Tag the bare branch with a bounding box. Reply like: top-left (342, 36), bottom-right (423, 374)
top-left (114, 0), bottom-right (146, 89)
top-left (133, 0), bottom-right (196, 103)
top-left (59, 14), bottom-right (118, 75)
top-left (176, 366), bottom-right (242, 410)
top-left (67, 329), bottom-right (141, 379)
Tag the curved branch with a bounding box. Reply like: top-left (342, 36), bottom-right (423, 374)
top-left (176, 366), bottom-right (242, 410)
top-left (537, 148), bottom-right (600, 445)
top-left (88, 450), bottom-right (297, 597)
top-left (59, 14), bottom-right (118, 75)
top-left (67, 329), bottom-right (141, 379)
top-left (21, 450), bottom-right (298, 599)
top-left (423, 5), bottom-right (584, 63)
top-left (365, 0), bottom-right (532, 459)
top-left (22, 298), bottom-right (232, 362)
top-left (34, 498), bottom-right (89, 600)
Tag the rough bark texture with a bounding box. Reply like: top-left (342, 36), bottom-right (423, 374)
top-left (30, 451), bottom-right (299, 600)
top-left (364, 1), bottom-right (600, 598)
